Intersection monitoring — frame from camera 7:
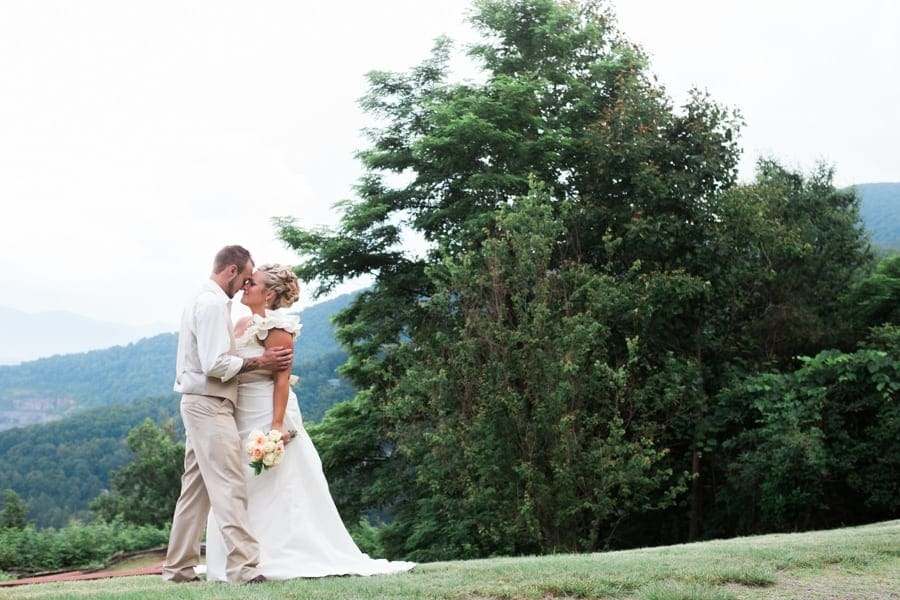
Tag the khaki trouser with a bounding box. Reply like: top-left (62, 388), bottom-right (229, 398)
top-left (162, 394), bottom-right (261, 583)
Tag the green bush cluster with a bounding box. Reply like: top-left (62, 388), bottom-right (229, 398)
top-left (0, 519), bottom-right (169, 573)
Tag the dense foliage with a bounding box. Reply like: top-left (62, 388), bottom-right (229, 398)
top-left (0, 396), bottom-right (180, 528)
top-left (384, 190), bottom-right (687, 557)
top-left (842, 254), bottom-right (900, 328)
top-left (715, 326), bottom-right (900, 534)
top-left (89, 419), bottom-right (185, 528)
top-left (1, 490), bottom-right (27, 530)
top-left (0, 519), bottom-right (169, 573)
top-left (285, 0), bottom-right (893, 560)
top-left (0, 348), bottom-right (354, 530)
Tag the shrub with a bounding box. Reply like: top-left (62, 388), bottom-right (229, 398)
top-left (0, 519), bottom-right (169, 573)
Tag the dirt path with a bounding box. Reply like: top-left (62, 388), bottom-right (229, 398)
top-left (0, 552), bottom-right (168, 588)
top-left (0, 561), bottom-right (163, 587)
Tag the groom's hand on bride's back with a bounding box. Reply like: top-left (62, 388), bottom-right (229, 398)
top-left (259, 346), bottom-right (294, 371)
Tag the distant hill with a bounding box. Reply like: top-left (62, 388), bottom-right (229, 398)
top-left (293, 294), bottom-right (353, 362)
top-left (0, 292), bottom-right (358, 430)
top-left (0, 307), bottom-right (173, 366)
top-left (856, 182), bottom-right (900, 250)
top-left (0, 333), bottom-right (177, 429)
top-left (0, 291), bottom-right (360, 527)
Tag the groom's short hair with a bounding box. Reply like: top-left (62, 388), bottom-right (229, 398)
top-left (213, 245), bottom-right (253, 274)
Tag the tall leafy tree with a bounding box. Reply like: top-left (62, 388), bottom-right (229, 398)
top-left (663, 161), bottom-right (875, 540)
top-left (384, 187), bottom-right (685, 558)
top-left (90, 418), bottom-right (184, 527)
top-left (283, 0), bottom-right (874, 556)
top-left (285, 0), bottom-right (739, 556)
top-left (279, 0), bottom-right (741, 388)
top-left (1, 489), bottom-right (27, 529)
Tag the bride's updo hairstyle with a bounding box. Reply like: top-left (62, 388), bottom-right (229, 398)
top-left (258, 264), bottom-right (300, 310)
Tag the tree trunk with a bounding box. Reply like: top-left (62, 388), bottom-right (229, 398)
top-left (688, 449), bottom-right (702, 541)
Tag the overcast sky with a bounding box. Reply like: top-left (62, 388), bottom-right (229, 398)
top-left (2, 0), bottom-right (897, 332)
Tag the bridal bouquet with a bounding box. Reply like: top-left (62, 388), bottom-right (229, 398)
top-left (245, 429), bottom-right (296, 476)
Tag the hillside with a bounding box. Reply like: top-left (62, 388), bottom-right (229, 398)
top-left (856, 181), bottom-right (900, 249)
top-left (0, 395), bottom-right (181, 528)
top-left (0, 307), bottom-right (173, 366)
top-left (0, 350), bottom-right (357, 528)
top-left (0, 292), bottom-right (357, 430)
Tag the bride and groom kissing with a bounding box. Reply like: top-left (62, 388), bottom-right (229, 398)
top-left (161, 245), bottom-right (414, 584)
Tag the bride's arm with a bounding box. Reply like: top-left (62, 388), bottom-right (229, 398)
top-left (264, 327), bottom-right (294, 437)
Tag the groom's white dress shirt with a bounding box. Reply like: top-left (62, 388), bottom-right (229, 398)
top-left (174, 279), bottom-right (242, 396)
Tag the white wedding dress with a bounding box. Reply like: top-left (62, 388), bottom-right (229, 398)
top-left (205, 309), bottom-right (415, 581)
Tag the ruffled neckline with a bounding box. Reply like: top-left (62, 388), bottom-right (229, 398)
top-left (236, 309), bottom-right (302, 346)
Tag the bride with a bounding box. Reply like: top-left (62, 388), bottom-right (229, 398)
top-left (205, 264), bottom-right (415, 580)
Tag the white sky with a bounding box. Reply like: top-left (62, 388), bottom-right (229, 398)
top-left (2, 0), bottom-right (898, 330)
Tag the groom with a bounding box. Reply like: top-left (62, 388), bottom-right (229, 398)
top-left (162, 244), bottom-right (293, 585)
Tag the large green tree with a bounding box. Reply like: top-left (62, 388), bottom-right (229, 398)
top-left (662, 160), bottom-right (875, 540)
top-left (280, 0), bottom-right (741, 387)
top-left (284, 0), bottom-right (874, 557)
top-left (90, 418), bottom-right (184, 528)
top-left (286, 0), bottom-right (738, 556)
top-left (382, 188), bottom-right (687, 558)
top-left (1, 489), bottom-right (27, 530)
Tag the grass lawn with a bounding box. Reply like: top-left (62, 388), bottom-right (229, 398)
top-left (1, 519), bottom-right (896, 599)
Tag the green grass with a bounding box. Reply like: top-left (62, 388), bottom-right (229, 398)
top-left (2, 520), bottom-right (897, 599)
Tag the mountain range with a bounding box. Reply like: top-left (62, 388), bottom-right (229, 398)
top-left (0, 307), bottom-right (173, 366)
top-left (855, 182), bottom-right (900, 250)
top-left (0, 292), bottom-right (356, 430)
top-left (0, 292), bottom-right (359, 526)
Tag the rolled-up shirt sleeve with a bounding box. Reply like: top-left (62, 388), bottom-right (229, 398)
top-left (195, 300), bottom-right (243, 382)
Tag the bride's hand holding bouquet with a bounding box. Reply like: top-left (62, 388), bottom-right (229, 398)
top-left (245, 427), bottom-right (297, 476)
